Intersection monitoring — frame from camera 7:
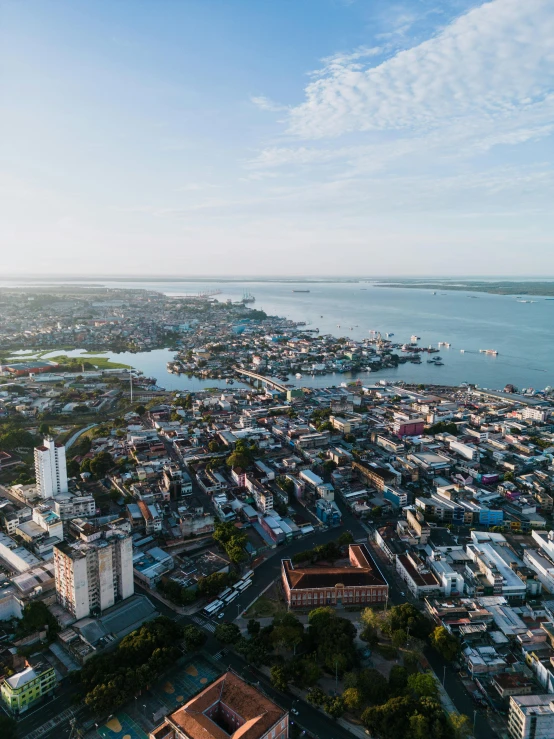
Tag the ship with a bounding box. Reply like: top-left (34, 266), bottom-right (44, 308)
top-left (480, 349), bottom-right (499, 355)
top-left (292, 290), bottom-right (310, 293)
top-left (241, 292), bottom-right (255, 303)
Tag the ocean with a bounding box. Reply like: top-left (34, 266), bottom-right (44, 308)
top-left (4, 279), bottom-right (554, 392)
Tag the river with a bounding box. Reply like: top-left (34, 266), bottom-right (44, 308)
top-left (5, 279), bottom-right (554, 392)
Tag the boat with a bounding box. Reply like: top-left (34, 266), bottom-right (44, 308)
top-left (480, 349), bottom-right (499, 355)
top-left (434, 362), bottom-right (444, 366)
top-left (226, 378), bottom-right (234, 384)
top-left (295, 373), bottom-right (302, 379)
top-left (292, 290), bottom-right (310, 293)
top-left (460, 349), bottom-right (465, 353)
top-left (242, 292), bottom-right (255, 303)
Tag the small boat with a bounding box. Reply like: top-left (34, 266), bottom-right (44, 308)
top-left (434, 362), bottom-right (444, 366)
top-left (295, 373), bottom-right (302, 379)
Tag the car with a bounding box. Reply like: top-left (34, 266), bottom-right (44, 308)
top-left (291, 708), bottom-right (299, 716)
top-left (400, 591), bottom-right (406, 597)
top-left (218, 612), bottom-right (225, 619)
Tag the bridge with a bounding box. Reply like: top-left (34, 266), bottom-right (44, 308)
top-left (234, 367), bottom-right (288, 394)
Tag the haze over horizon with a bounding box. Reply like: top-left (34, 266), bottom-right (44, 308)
top-left (3, 0), bottom-right (554, 276)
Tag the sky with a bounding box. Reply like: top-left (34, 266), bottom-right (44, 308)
top-left (2, 0), bottom-right (554, 277)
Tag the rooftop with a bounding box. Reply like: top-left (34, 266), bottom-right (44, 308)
top-left (157, 671), bottom-right (286, 739)
top-left (282, 543), bottom-right (387, 590)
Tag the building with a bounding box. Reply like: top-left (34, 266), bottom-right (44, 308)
top-left (34, 436), bottom-right (68, 499)
top-left (315, 499), bottom-right (342, 527)
top-left (282, 543), bottom-right (388, 609)
top-left (396, 553), bottom-right (441, 599)
top-left (150, 671), bottom-right (288, 739)
top-left (0, 662), bottom-right (57, 715)
top-left (54, 529), bottom-right (133, 620)
top-left (393, 413), bottom-right (425, 438)
top-left (508, 694), bottom-right (554, 739)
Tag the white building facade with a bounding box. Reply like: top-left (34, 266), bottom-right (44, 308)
top-left (34, 437), bottom-right (68, 499)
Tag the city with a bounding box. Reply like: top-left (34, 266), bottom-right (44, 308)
top-left (1, 286), bottom-right (554, 739)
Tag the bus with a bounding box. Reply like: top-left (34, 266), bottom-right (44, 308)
top-left (224, 590), bottom-right (239, 605)
top-left (202, 599), bottom-right (224, 618)
top-left (235, 579), bottom-right (252, 593)
top-left (219, 587), bottom-right (233, 600)
top-left (242, 569), bottom-right (254, 581)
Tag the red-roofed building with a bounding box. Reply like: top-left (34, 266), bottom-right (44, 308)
top-left (150, 671), bottom-right (288, 739)
top-left (281, 543), bottom-right (388, 609)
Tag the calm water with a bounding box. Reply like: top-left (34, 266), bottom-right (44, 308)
top-left (5, 279), bottom-right (554, 391)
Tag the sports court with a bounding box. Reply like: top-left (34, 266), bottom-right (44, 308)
top-left (151, 654), bottom-right (222, 710)
top-left (97, 712), bottom-right (148, 739)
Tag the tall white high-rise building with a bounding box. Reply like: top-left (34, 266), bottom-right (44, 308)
top-left (34, 436), bottom-right (68, 499)
top-left (54, 529), bottom-right (134, 620)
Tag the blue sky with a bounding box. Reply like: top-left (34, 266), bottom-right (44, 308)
top-left (2, 0), bottom-right (554, 276)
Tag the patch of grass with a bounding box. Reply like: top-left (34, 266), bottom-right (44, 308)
top-left (244, 595), bottom-right (286, 619)
top-left (48, 354), bottom-right (131, 370)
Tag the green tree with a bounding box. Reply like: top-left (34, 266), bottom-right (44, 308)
top-left (16, 601), bottom-right (60, 641)
top-left (407, 673), bottom-right (438, 699)
top-left (90, 451), bottom-right (114, 478)
top-left (430, 626), bottom-right (460, 662)
top-left (270, 664), bottom-right (289, 692)
top-left (362, 696), bottom-right (414, 739)
top-left (307, 686), bottom-right (327, 707)
top-left (449, 712), bottom-right (473, 739)
top-left (342, 687), bottom-right (363, 712)
top-left (357, 668), bottom-right (390, 704)
top-left (247, 619), bottom-right (261, 636)
top-left (271, 612), bottom-right (304, 653)
top-left (214, 622), bottom-right (241, 644)
top-left (135, 404), bottom-right (146, 416)
top-left (337, 530), bottom-right (354, 546)
top-left (388, 665), bottom-right (409, 696)
top-left (67, 458), bottom-right (81, 477)
top-left (0, 714), bottom-right (17, 739)
top-left (324, 695), bottom-right (345, 719)
top-left (392, 628), bottom-right (408, 649)
top-left (182, 625), bottom-right (207, 651)
top-left (38, 422), bottom-right (50, 436)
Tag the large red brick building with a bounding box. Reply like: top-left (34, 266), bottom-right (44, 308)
top-left (150, 671), bottom-right (288, 739)
top-left (282, 543), bottom-right (388, 609)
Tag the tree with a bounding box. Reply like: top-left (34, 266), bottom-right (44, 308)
top-left (409, 712), bottom-right (430, 739)
top-left (388, 665), bottom-right (409, 696)
top-left (270, 665), bottom-right (289, 692)
top-left (449, 712), bottom-right (473, 739)
top-left (337, 530), bottom-right (354, 546)
top-left (182, 625), bottom-right (207, 651)
top-left (324, 695), bottom-right (345, 719)
top-left (135, 404), bottom-right (146, 416)
top-left (407, 673), bottom-right (438, 699)
top-left (16, 601), bottom-right (60, 641)
top-left (67, 458), bottom-right (81, 477)
top-left (357, 668), bottom-right (390, 704)
top-left (307, 686), bottom-right (326, 707)
top-left (362, 696), bottom-right (415, 739)
top-left (271, 612), bottom-right (304, 653)
top-left (0, 715), bottom-right (17, 739)
top-left (430, 626), bottom-right (460, 662)
top-left (342, 687), bottom-right (363, 712)
top-left (214, 622), bottom-right (241, 644)
top-left (371, 506), bottom-right (382, 518)
top-left (392, 628), bottom-right (408, 649)
top-left (38, 422), bottom-right (50, 436)
top-left (89, 451), bottom-right (114, 478)
top-left (247, 619), bottom-right (261, 636)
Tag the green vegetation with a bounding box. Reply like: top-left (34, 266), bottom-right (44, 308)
top-left (0, 714), bottom-right (17, 739)
top-left (46, 354), bottom-right (132, 370)
top-left (214, 622), bottom-right (241, 644)
top-left (0, 424), bottom-right (36, 450)
top-left (15, 601), bottom-right (60, 642)
top-left (80, 451), bottom-right (114, 478)
top-left (244, 594), bottom-right (285, 619)
top-left (426, 421), bottom-right (459, 436)
top-left (79, 617), bottom-right (183, 713)
top-left (379, 279), bottom-right (554, 297)
top-left (429, 626), bottom-right (461, 662)
top-left (226, 438), bottom-right (257, 470)
top-left (212, 521), bottom-right (248, 564)
top-left (197, 571), bottom-right (238, 597)
top-left (156, 578), bottom-right (197, 606)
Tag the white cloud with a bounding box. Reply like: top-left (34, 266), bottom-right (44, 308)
top-left (250, 95), bottom-right (288, 112)
top-left (287, 0), bottom-right (554, 139)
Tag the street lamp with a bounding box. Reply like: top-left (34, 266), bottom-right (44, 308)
top-left (473, 709), bottom-right (477, 733)
top-left (443, 665), bottom-right (446, 687)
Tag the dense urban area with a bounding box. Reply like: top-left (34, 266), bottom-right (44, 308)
top-left (1, 286), bottom-right (554, 739)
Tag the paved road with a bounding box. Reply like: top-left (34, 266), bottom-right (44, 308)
top-left (65, 423), bottom-right (98, 449)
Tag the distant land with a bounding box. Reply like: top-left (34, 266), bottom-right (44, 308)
top-left (378, 280), bottom-right (554, 297)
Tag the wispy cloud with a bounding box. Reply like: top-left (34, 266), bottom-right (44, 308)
top-left (250, 95), bottom-right (288, 112)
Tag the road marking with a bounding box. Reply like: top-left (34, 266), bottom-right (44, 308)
top-left (191, 615), bottom-right (216, 633)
